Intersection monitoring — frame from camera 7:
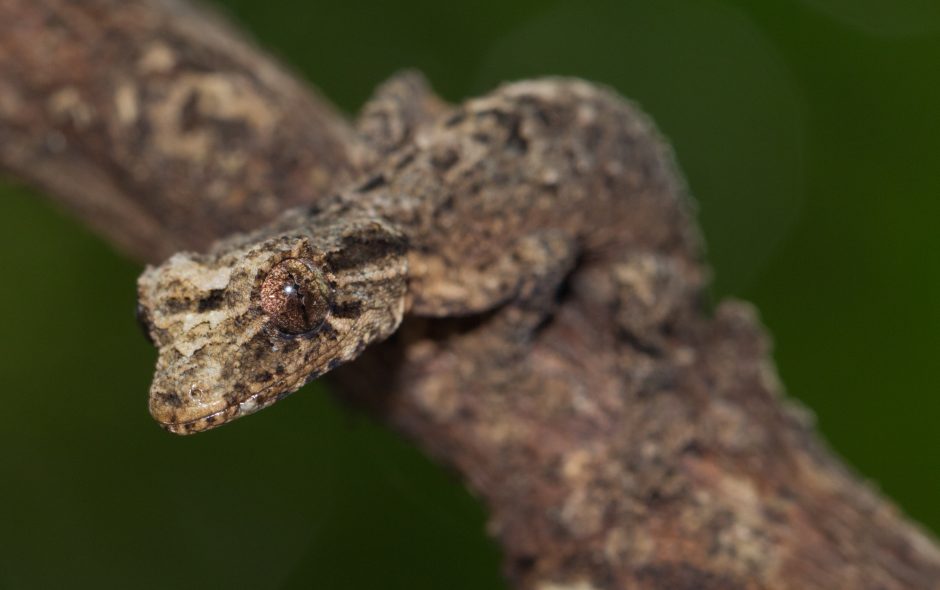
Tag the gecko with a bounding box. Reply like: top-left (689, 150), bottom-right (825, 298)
top-left (136, 76), bottom-right (698, 434)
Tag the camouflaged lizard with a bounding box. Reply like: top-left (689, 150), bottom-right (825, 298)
top-left (137, 77), bottom-right (692, 434)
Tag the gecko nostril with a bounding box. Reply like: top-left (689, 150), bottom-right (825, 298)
top-left (188, 384), bottom-right (209, 401)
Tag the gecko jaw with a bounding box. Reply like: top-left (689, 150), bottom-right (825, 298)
top-left (150, 346), bottom-right (334, 436)
top-left (157, 404), bottom-right (240, 435)
top-left (152, 377), bottom-right (295, 435)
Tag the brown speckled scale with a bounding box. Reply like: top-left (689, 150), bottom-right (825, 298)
top-left (137, 78), bottom-right (698, 435)
top-left (4, 2), bottom-right (939, 586)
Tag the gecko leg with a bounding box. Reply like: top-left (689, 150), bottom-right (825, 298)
top-left (435, 231), bottom-right (579, 373)
top-left (408, 230), bottom-right (579, 322)
top-left (356, 70), bottom-right (450, 156)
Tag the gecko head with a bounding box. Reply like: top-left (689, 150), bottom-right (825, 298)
top-left (136, 219), bottom-right (408, 435)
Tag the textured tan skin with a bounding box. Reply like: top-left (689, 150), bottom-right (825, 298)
top-left (137, 78), bottom-right (697, 434)
top-left (5, 3), bottom-right (940, 587)
top-left (138, 216), bottom-right (408, 433)
top-left (136, 75), bottom-right (940, 588)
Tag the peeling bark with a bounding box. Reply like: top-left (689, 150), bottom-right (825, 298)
top-left (1, 1), bottom-right (939, 588)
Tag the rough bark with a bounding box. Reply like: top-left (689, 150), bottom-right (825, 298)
top-left (2, 1), bottom-right (939, 589)
top-left (0, 0), bottom-right (366, 262)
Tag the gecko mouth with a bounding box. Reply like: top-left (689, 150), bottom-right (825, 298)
top-left (153, 378), bottom-right (293, 435)
top-left (150, 333), bottom-right (356, 435)
top-left (152, 348), bottom-right (351, 434)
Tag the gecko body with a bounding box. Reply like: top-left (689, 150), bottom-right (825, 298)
top-left (137, 78), bottom-right (694, 433)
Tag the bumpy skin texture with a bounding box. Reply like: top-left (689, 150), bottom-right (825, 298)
top-left (138, 78), bottom-right (698, 435)
top-left (4, 2), bottom-right (940, 588)
top-left (135, 74), bottom-right (940, 589)
top-left (138, 76), bottom-right (940, 589)
top-left (138, 215), bottom-right (408, 433)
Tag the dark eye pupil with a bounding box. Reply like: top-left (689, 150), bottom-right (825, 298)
top-left (260, 259), bottom-right (328, 335)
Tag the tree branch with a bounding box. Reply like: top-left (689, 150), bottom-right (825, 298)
top-left (0, 0), bottom-right (366, 262)
top-left (2, 1), bottom-right (938, 588)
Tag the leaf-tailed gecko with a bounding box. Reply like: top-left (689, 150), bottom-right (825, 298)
top-left (136, 76), bottom-right (696, 434)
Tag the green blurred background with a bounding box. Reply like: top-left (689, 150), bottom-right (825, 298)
top-left (2, 0), bottom-right (939, 587)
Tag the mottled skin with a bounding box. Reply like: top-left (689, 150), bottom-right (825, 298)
top-left (137, 78), bottom-right (695, 434)
top-left (4, 2), bottom-right (939, 586)
top-left (134, 73), bottom-right (940, 590)
top-left (138, 215), bottom-right (408, 432)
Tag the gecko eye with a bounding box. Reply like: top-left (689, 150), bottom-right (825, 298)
top-left (260, 259), bottom-right (329, 335)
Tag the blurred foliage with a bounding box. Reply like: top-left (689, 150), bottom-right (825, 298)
top-left (1, 0), bottom-right (938, 588)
